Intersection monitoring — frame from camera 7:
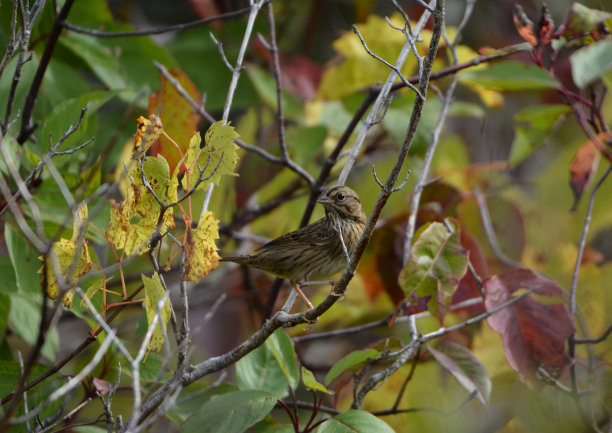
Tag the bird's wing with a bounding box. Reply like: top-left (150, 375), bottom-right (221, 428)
top-left (256, 218), bottom-right (334, 251)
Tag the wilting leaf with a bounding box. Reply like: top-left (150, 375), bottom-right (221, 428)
top-left (143, 272), bottom-right (171, 353)
top-left (537, 4), bottom-right (554, 46)
top-left (484, 268), bottom-right (575, 383)
top-left (513, 4), bottom-right (537, 46)
top-left (181, 122), bottom-right (239, 192)
top-left (509, 104), bottom-right (572, 166)
top-left (149, 70), bottom-right (201, 174)
top-left (562, 3), bottom-right (611, 41)
top-left (428, 341), bottom-right (491, 406)
top-left (183, 211), bottom-right (221, 282)
top-left (107, 154), bottom-right (177, 256)
top-left (131, 114), bottom-right (163, 160)
top-left (40, 204), bottom-right (92, 307)
top-left (398, 219), bottom-right (469, 316)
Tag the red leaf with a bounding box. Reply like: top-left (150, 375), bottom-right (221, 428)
top-left (537, 4), bottom-right (555, 46)
top-left (513, 5), bottom-right (537, 47)
top-left (569, 132), bottom-right (612, 210)
top-left (484, 269), bottom-right (575, 383)
top-left (148, 70), bottom-right (201, 175)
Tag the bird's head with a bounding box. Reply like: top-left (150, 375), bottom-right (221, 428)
top-left (317, 186), bottom-right (366, 222)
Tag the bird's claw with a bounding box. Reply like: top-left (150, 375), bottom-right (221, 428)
top-left (329, 282), bottom-right (346, 300)
top-left (300, 309), bottom-right (319, 329)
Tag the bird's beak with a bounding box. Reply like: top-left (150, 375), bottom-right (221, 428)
top-left (317, 191), bottom-right (332, 205)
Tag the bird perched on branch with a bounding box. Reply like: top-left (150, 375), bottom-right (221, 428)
top-left (221, 186), bottom-right (367, 309)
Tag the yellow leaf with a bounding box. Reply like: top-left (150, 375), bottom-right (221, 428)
top-left (181, 122), bottom-right (240, 192)
top-left (40, 238), bottom-right (92, 308)
top-left (106, 155), bottom-right (177, 256)
top-left (183, 210), bottom-right (221, 282)
top-left (131, 114), bottom-right (163, 160)
top-left (81, 277), bottom-right (107, 308)
top-left (142, 272), bottom-right (171, 353)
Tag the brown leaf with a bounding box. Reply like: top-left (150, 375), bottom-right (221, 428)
top-left (513, 4), bottom-right (537, 47)
top-left (484, 268), bottom-right (575, 383)
top-left (93, 377), bottom-right (111, 395)
top-left (570, 140), bottom-right (600, 210)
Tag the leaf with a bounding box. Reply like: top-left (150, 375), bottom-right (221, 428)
top-left (236, 339), bottom-right (290, 398)
top-left (570, 40), bottom-right (612, 89)
top-left (509, 104), bottom-right (572, 166)
top-left (512, 4), bottom-right (537, 46)
top-left (537, 4), bottom-right (555, 46)
top-left (182, 390), bottom-right (276, 433)
top-left (5, 224), bottom-right (40, 294)
top-left (247, 65), bottom-right (303, 120)
top-left (148, 70), bottom-right (201, 173)
top-left (131, 114), bottom-right (164, 160)
top-left (315, 410), bottom-right (395, 433)
top-left (106, 154), bottom-right (176, 256)
top-left (39, 238), bottom-right (92, 307)
top-left (0, 293), bottom-right (10, 342)
top-left (459, 62), bottom-right (559, 92)
top-left (60, 32), bottom-right (127, 90)
top-left (569, 133), bottom-right (612, 210)
top-left (427, 341), bottom-right (491, 406)
top-left (39, 90), bottom-right (118, 153)
top-left (484, 268), bottom-right (575, 383)
top-left (302, 366), bottom-right (332, 394)
top-left (142, 272), bottom-right (171, 353)
top-left (325, 348), bottom-right (379, 386)
top-left (398, 219), bottom-right (468, 317)
top-left (562, 3), bottom-right (612, 40)
top-left (265, 329), bottom-right (299, 390)
top-left (183, 211), bottom-right (221, 282)
top-left (8, 294), bottom-right (59, 361)
top-left (181, 122), bottom-right (239, 192)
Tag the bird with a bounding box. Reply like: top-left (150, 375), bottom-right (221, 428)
top-left (220, 186), bottom-right (367, 310)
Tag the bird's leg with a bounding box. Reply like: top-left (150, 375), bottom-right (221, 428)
top-left (300, 280), bottom-right (345, 299)
top-left (292, 282), bottom-right (314, 310)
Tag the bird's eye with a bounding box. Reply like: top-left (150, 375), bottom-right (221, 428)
top-left (337, 193), bottom-right (345, 201)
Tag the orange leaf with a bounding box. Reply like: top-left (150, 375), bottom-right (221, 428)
top-left (513, 4), bottom-right (537, 47)
top-left (537, 4), bottom-right (555, 46)
top-left (149, 70), bottom-right (201, 175)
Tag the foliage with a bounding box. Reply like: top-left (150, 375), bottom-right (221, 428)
top-left (0, 1), bottom-right (611, 433)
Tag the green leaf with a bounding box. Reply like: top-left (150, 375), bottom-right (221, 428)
top-left (509, 104), bottom-right (572, 166)
top-left (39, 90), bottom-right (119, 154)
top-left (571, 40), bottom-right (612, 88)
top-left (0, 293), bottom-right (9, 342)
top-left (398, 219), bottom-right (468, 316)
top-left (459, 61), bottom-right (558, 91)
top-left (236, 339), bottom-right (290, 398)
top-left (181, 122), bottom-right (240, 191)
top-left (60, 32), bottom-right (127, 90)
top-left (8, 294), bottom-right (59, 361)
top-left (5, 225), bottom-right (40, 294)
top-left (302, 366), bottom-right (332, 394)
top-left (142, 272), bottom-right (171, 353)
top-left (0, 255), bottom-right (17, 294)
top-left (325, 349), bottom-right (379, 386)
top-left (265, 329), bottom-right (299, 390)
top-left (247, 65), bottom-right (303, 120)
top-left (315, 410), bottom-right (395, 433)
top-left (182, 390), bottom-right (276, 433)
top-left (427, 341), bottom-right (491, 406)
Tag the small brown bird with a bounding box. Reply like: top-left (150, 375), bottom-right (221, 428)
top-left (221, 186), bottom-right (367, 309)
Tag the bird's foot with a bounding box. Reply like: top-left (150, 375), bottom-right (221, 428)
top-left (328, 281), bottom-right (346, 300)
top-left (300, 309), bottom-right (319, 329)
